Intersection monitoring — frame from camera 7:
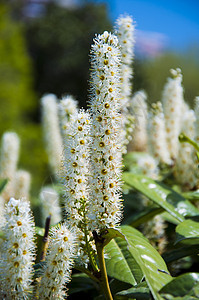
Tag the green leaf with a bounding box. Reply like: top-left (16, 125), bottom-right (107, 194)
top-left (182, 190), bottom-right (199, 201)
top-left (159, 273), bottom-right (199, 297)
top-left (105, 231), bottom-right (143, 286)
top-left (175, 219), bottom-right (199, 245)
top-left (105, 225), bottom-right (172, 299)
top-left (115, 282), bottom-right (150, 300)
top-left (0, 178), bottom-right (8, 194)
top-left (100, 227), bottom-right (126, 247)
top-left (123, 173), bottom-right (199, 222)
top-left (121, 225), bottom-right (172, 300)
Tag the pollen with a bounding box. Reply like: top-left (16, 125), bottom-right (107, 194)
top-left (58, 270), bottom-right (63, 275)
top-left (70, 189), bottom-right (75, 194)
top-left (101, 169), bottom-right (107, 175)
top-left (111, 71), bottom-right (114, 76)
top-left (77, 179), bottom-right (82, 183)
top-left (109, 156), bottom-right (113, 161)
top-left (22, 233), bottom-right (27, 238)
top-left (72, 162), bottom-right (78, 167)
top-left (23, 250), bottom-right (27, 255)
top-left (100, 75), bottom-right (105, 80)
top-left (104, 59), bottom-right (109, 65)
top-left (52, 260), bottom-right (57, 266)
top-left (104, 103), bottom-right (110, 108)
top-left (17, 221), bottom-right (22, 226)
top-left (96, 89), bottom-right (100, 95)
top-left (65, 176), bottom-right (69, 180)
top-left (99, 142), bottom-right (105, 147)
top-left (105, 130), bottom-right (111, 135)
top-left (108, 88), bottom-right (113, 93)
top-left (109, 183), bottom-right (114, 188)
top-left (14, 262), bottom-right (19, 268)
top-left (70, 148), bottom-right (75, 153)
top-left (17, 277), bottom-right (22, 283)
top-left (63, 236), bottom-right (68, 242)
top-left (58, 247), bottom-right (64, 253)
top-left (107, 46), bottom-right (112, 51)
top-left (13, 243), bottom-right (19, 249)
top-left (103, 195), bottom-right (109, 201)
top-left (96, 116), bottom-right (102, 122)
top-left (80, 140), bottom-right (85, 145)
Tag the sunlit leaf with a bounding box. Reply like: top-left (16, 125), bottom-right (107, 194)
top-left (105, 225), bottom-right (172, 299)
top-left (123, 173), bottom-right (199, 222)
top-left (159, 273), bottom-right (199, 297)
top-left (175, 219), bottom-right (199, 245)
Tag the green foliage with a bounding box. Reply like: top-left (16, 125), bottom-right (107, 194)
top-left (105, 225), bottom-right (172, 300)
top-left (0, 178), bottom-right (7, 194)
top-left (123, 172), bottom-right (199, 222)
top-left (159, 273), bottom-right (199, 298)
top-left (175, 220), bottom-right (199, 245)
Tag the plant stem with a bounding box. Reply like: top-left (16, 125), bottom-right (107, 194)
top-left (40, 215), bottom-right (51, 261)
top-left (93, 231), bottom-right (113, 300)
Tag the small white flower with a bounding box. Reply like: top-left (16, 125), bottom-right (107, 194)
top-left (0, 197), bottom-right (36, 299)
top-left (38, 223), bottom-right (76, 299)
top-left (14, 170), bottom-right (31, 200)
top-left (39, 186), bottom-right (62, 226)
top-left (162, 68), bottom-right (184, 159)
top-left (148, 102), bottom-right (172, 165)
top-left (88, 31), bottom-right (123, 231)
top-left (137, 154), bottom-right (159, 179)
top-left (0, 132), bottom-right (20, 200)
top-left (130, 90), bottom-right (148, 151)
top-left (41, 94), bottom-right (63, 177)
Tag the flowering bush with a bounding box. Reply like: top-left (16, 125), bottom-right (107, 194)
top-left (1, 14), bottom-right (199, 300)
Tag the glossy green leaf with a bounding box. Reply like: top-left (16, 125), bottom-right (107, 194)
top-left (122, 226), bottom-right (172, 300)
top-left (0, 178), bottom-right (8, 194)
top-left (160, 273), bottom-right (199, 297)
top-left (115, 282), bottom-right (150, 300)
top-left (106, 225), bottom-right (172, 300)
top-left (183, 190), bottom-right (199, 201)
top-left (105, 230), bottom-right (143, 286)
top-left (123, 173), bottom-right (199, 222)
top-left (175, 219), bottom-right (199, 245)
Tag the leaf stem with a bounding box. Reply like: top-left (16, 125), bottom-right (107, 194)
top-left (93, 231), bottom-right (113, 300)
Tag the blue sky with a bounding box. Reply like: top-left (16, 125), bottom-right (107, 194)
top-left (93, 0), bottom-right (199, 52)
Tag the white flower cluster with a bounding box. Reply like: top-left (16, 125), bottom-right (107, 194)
top-left (162, 68), bottom-right (184, 159)
top-left (130, 90), bottom-right (148, 151)
top-left (58, 95), bottom-right (78, 136)
top-left (137, 154), bottom-right (159, 179)
top-left (0, 132), bottom-right (20, 200)
top-left (38, 224), bottom-right (76, 300)
top-left (39, 186), bottom-right (62, 227)
top-left (116, 15), bottom-right (135, 108)
top-left (15, 170), bottom-right (31, 200)
top-left (0, 198), bottom-right (35, 299)
top-left (61, 109), bottom-right (93, 263)
top-left (88, 31), bottom-right (123, 230)
top-left (41, 94), bottom-right (63, 177)
top-left (148, 102), bottom-right (172, 165)
top-left (174, 110), bottom-right (197, 188)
